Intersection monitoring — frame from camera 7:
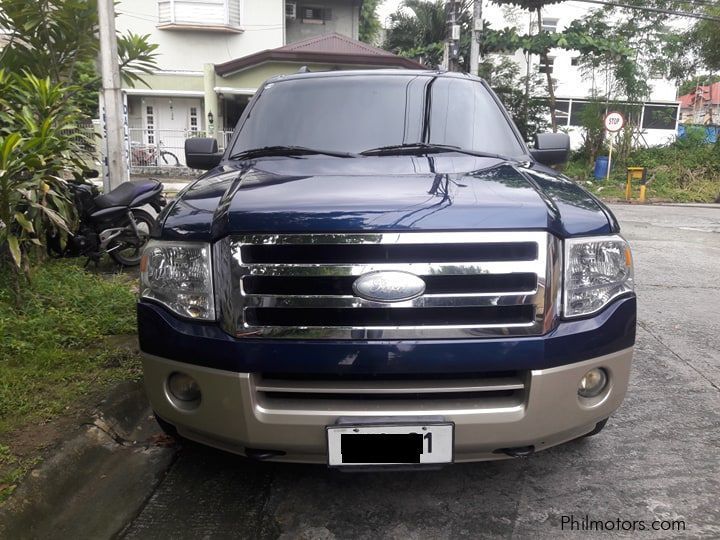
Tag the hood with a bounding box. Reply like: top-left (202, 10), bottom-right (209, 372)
top-left (159, 155), bottom-right (616, 241)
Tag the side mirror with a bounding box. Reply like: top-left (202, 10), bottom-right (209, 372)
top-left (185, 137), bottom-right (222, 170)
top-left (530, 132), bottom-right (570, 165)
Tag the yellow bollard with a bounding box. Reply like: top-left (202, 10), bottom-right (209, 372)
top-left (625, 176), bottom-right (632, 200)
top-left (626, 167), bottom-right (646, 202)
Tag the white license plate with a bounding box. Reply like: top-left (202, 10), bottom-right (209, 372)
top-left (327, 423), bottom-right (454, 466)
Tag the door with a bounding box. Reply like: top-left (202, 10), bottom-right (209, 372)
top-left (141, 97), bottom-right (203, 166)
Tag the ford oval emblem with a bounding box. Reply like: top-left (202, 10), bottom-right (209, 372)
top-left (352, 271), bottom-right (426, 303)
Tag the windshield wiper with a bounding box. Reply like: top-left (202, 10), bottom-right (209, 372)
top-left (360, 143), bottom-right (514, 161)
top-left (229, 145), bottom-right (357, 160)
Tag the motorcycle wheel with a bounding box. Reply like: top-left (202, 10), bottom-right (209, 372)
top-left (160, 151), bottom-right (180, 167)
top-left (108, 208), bottom-right (155, 267)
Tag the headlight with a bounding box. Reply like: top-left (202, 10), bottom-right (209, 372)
top-left (140, 240), bottom-right (215, 320)
top-left (563, 235), bottom-right (633, 318)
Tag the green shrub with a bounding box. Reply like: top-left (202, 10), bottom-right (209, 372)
top-left (566, 135), bottom-right (720, 203)
top-left (0, 71), bottom-right (86, 287)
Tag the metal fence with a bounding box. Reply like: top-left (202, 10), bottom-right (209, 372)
top-left (128, 129), bottom-right (234, 169)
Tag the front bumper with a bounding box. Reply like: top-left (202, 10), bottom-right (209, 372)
top-left (143, 346), bottom-right (633, 463)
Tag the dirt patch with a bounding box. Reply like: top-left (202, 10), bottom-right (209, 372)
top-left (0, 334), bottom-right (142, 502)
top-left (2, 398), bottom-right (91, 461)
top-left (0, 388), bottom-right (101, 500)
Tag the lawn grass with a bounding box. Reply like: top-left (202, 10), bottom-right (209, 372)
top-left (0, 259), bottom-right (141, 501)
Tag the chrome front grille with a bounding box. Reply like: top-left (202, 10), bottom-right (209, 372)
top-left (216, 232), bottom-right (561, 339)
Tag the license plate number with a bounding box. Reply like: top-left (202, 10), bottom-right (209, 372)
top-left (327, 423), bottom-right (454, 466)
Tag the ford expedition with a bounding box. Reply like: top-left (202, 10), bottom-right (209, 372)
top-left (138, 70), bottom-right (636, 467)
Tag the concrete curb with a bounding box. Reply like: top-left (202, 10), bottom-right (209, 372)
top-left (651, 202), bottom-right (720, 209)
top-left (0, 381), bottom-right (177, 540)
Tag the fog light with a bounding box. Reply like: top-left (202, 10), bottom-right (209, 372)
top-left (168, 372), bottom-right (201, 403)
top-left (578, 368), bottom-right (608, 398)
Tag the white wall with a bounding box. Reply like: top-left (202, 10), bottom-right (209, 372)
top-left (115, 0), bottom-right (284, 73)
top-left (286, 1), bottom-right (360, 43)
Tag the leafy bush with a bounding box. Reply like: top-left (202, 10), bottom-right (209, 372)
top-left (566, 133), bottom-right (720, 203)
top-left (0, 1), bottom-right (158, 304)
top-left (627, 136), bottom-right (720, 202)
top-left (0, 71), bottom-right (85, 284)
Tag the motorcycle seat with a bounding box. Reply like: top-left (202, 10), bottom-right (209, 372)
top-left (94, 180), bottom-right (161, 209)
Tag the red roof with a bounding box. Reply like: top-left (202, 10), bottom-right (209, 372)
top-left (679, 82), bottom-right (720, 109)
top-left (215, 33), bottom-right (424, 76)
top-left (277, 33), bottom-right (397, 56)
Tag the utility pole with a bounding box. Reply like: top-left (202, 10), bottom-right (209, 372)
top-left (469, 0), bottom-right (483, 76)
top-left (98, 0), bottom-right (128, 191)
top-left (444, 1), bottom-right (460, 72)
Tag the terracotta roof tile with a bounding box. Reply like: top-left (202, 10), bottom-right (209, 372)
top-left (277, 33), bottom-right (395, 57)
top-left (679, 82), bottom-right (720, 108)
top-left (215, 33), bottom-right (424, 76)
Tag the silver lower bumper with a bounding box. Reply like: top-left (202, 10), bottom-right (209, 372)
top-left (142, 347), bottom-right (633, 463)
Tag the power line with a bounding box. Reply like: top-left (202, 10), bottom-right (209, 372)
top-left (674, 0), bottom-right (720, 9)
top-left (572, 0), bottom-right (720, 21)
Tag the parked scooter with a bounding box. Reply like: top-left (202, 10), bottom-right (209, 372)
top-left (47, 172), bottom-right (166, 266)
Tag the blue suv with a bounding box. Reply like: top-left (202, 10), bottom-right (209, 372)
top-left (138, 70), bottom-right (635, 467)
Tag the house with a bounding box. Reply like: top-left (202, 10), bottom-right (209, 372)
top-left (113, 0), bottom-right (420, 169)
top-left (678, 83), bottom-right (720, 125)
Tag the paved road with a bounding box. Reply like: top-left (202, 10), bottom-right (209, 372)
top-left (122, 205), bottom-right (720, 539)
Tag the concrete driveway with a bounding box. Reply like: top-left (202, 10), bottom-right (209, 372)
top-left (119, 204), bottom-right (718, 538)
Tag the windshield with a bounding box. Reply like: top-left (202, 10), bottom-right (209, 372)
top-left (229, 74), bottom-right (527, 158)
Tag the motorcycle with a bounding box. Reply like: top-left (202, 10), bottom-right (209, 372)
top-left (47, 172), bottom-right (166, 266)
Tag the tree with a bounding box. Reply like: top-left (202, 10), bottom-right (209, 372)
top-left (483, 24), bottom-right (630, 131)
top-left (490, 1), bottom-right (563, 129)
top-left (0, 0), bottom-right (158, 302)
top-left (552, 2), bottom-right (703, 165)
top-left (693, 7), bottom-right (720, 73)
top-left (384, 0), bottom-right (473, 71)
top-left (360, 0), bottom-right (383, 44)
top-left (0, 0), bottom-right (158, 112)
top-left (678, 75), bottom-right (720, 97)
top-left (479, 56), bottom-right (548, 141)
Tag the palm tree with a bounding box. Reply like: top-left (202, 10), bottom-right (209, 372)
top-left (384, 0), bottom-right (472, 71)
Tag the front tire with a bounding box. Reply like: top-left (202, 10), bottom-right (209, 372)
top-left (580, 418), bottom-right (609, 439)
top-left (108, 208), bottom-right (155, 266)
top-left (154, 413), bottom-right (179, 438)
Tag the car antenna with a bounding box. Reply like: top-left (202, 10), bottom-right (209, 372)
top-left (297, 65), bottom-right (311, 73)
